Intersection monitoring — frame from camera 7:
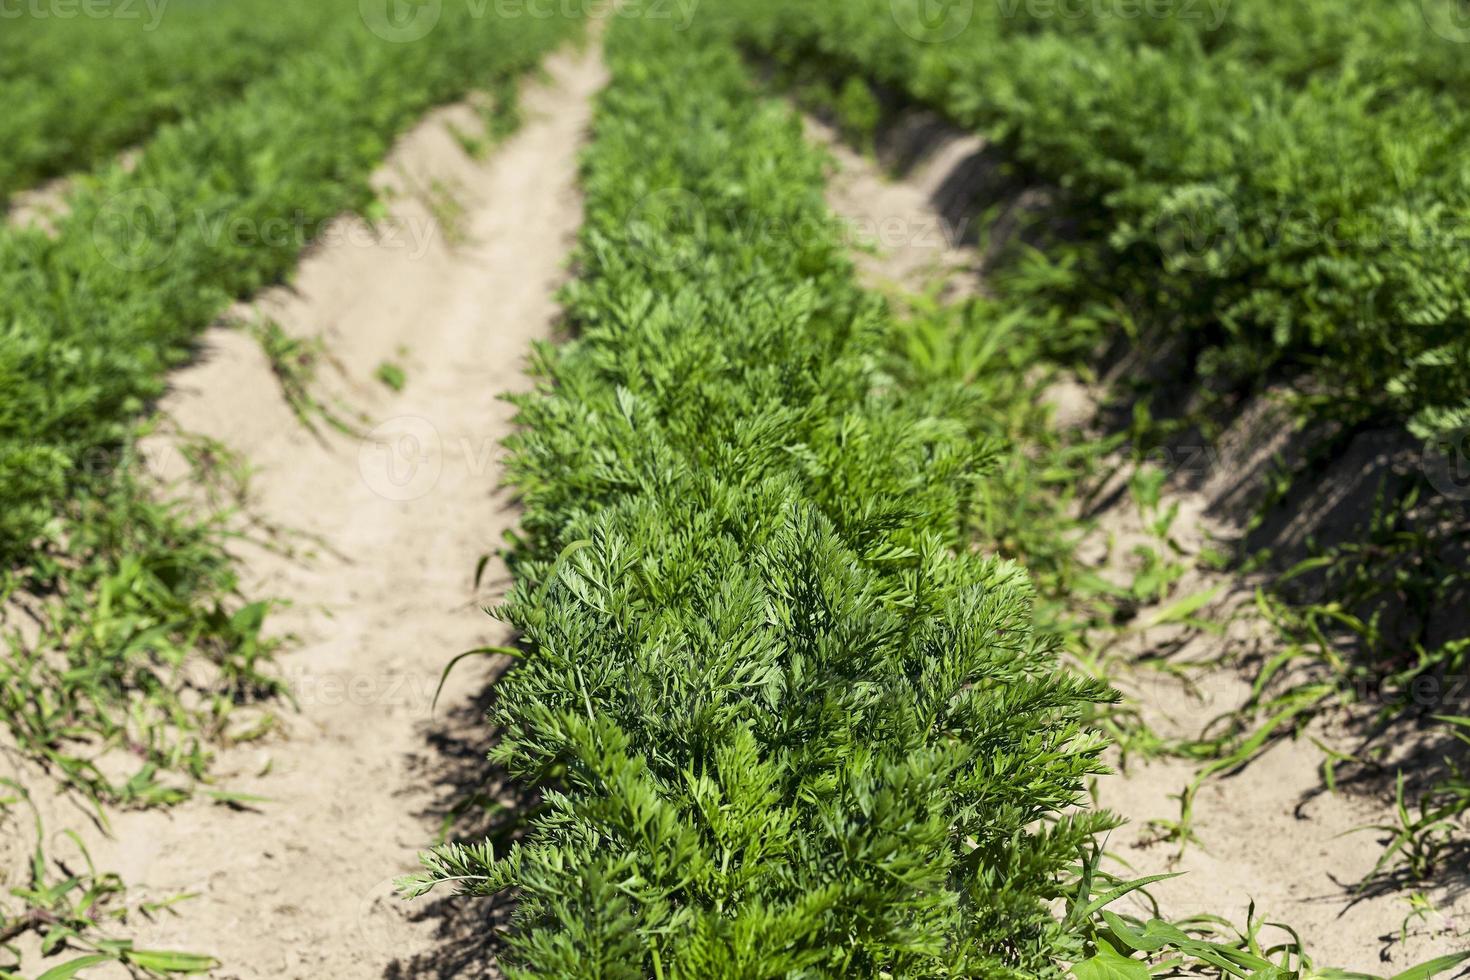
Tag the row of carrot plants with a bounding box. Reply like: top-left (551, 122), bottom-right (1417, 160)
top-left (408, 11), bottom-right (1113, 976)
top-left (0, 3), bottom-right (580, 805)
top-left (719, 0), bottom-right (1470, 892)
top-left (0, 0), bottom-right (349, 204)
top-left (721, 0), bottom-right (1470, 442)
top-left (405, 13), bottom-right (1470, 978)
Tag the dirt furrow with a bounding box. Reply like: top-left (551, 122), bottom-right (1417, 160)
top-left (64, 43), bottom-right (607, 979)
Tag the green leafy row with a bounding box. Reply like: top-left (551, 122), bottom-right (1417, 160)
top-left (400, 13), bottom-right (1470, 977)
top-left (0, 0), bottom-right (347, 204)
top-left (720, 0), bottom-right (1470, 440)
top-left (0, 7), bottom-right (577, 567)
top-left (719, 0), bottom-right (1470, 895)
top-left (406, 13), bottom-right (1123, 977)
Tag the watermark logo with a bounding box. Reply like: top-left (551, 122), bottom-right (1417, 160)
top-left (287, 668), bottom-right (442, 711)
top-left (1154, 185), bottom-right (1238, 274)
top-left (892, 0), bottom-right (974, 41)
top-left (0, 0), bottom-right (170, 30)
top-left (360, 0), bottom-right (442, 41)
top-left (1423, 426), bottom-right (1470, 501)
top-left (92, 188), bottom-right (177, 272)
top-left (492, 0), bottom-right (700, 28)
top-left (356, 875), bottom-right (424, 955)
top-left (1140, 445), bottom-right (1221, 479)
top-left (359, 416), bottom-right (443, 501)
top-left (1422, 0), bottom-right (1470, 42)
top-left (625, 188), bottom-right (708, 273)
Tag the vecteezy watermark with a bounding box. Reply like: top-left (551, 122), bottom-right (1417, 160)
top-left (358, 0), bottom-right (699, 42)
top-left (73, 440), bottom-right (203, 484)
top-left (492, 0), bottom-right (698, 25)
top-left (1346, 672), bottom-right (1470, 711)
top-left (839, 212), bottom-right (971, 252)
top-left (1153, 185), bottom-right (1239, 274)
top-left (356, 418), bottom-right (508, 501)
top-left (356, 876), bottom-right (423, 956)
top-left (358, 416), bottom-right (445, 502)
top-left (90, 189), bottom-right (446, 271)
top-left (0, 0), bottom-right (169, 29)
top-left (1422, 426), bottom-right (1470, 501)
top-left (995, 0), bottom-right (1231, 30)
top-left (1139, 445), bottom-right (1221, 479)
top-left (891, 0), bottom-right (975, 42)
top-left (359, 0), bottom-right (442, 42)
top-left (1145, 193), bottom-right (1470, 270)
top-left (1421, 0), bottom-right (1470, 42)
top-left (92, 188), bottom-right (178, 273)
top-left (625, 188), bottom-right (709, 273)
top-left (0, 439), bottom-right (231, 493)
top-left (285, 668), bottom-right (444, 711)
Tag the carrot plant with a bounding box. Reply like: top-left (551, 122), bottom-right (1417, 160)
top-left (724, 0), bottom-right (1470, 442)
top-left (724, 0), bottom-right (1470, 897)
top-left (0, 0), bottom-right (347, 206)
top-left (2, 9), bottom-right (584, 974)
top-left (0, 4), bottom-right (577, 567)
top-left (405, 13), bottom-right (1122, 976)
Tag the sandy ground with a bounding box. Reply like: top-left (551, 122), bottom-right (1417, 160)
top-left (804, 113), bottom-right (1470, 971)
top-left (3, 41), bottom-right (605, 979)
top-left (807, 117), bottom-right (985, 305)
top-left (5, 149), bottom-right (141, 233)
top-left (7, 174), bottom-right (72, 231)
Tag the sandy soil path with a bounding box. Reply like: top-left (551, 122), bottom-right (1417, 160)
top-left (63, 42), bottom-right (608, 979)
top-left (801, 112), bottom-right (1469, 971)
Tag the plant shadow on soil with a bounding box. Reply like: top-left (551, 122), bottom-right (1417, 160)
top-left (386, 665), bottom-right (536, 979)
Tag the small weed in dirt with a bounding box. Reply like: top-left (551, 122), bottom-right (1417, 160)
top-left (450, 76), bottom-right (527, 159)
top-left (249, 318), bottom-right (362, 438)
top-left (375, 360), bottom-right (408, 393)
top-left (0, 778), bottom-right (217, 976)
top-left (415, 179), bottom-right (470, 248)
top-left (0, 434), bottom-right (285, 809)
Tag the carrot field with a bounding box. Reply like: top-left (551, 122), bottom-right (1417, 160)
top-left (1, 1), bottom-right (1468, 977)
